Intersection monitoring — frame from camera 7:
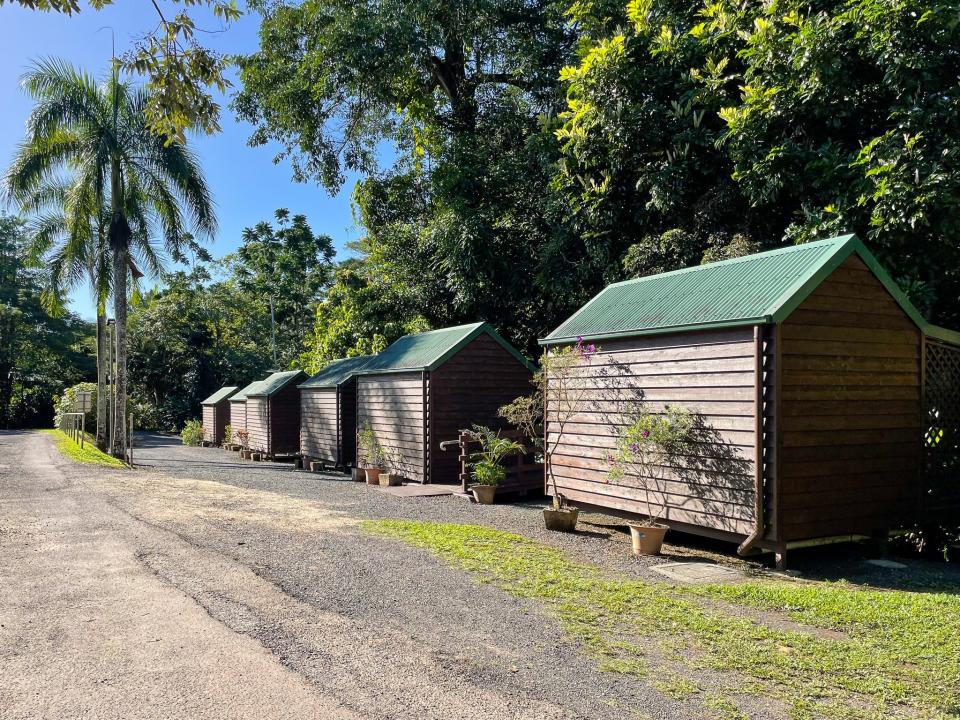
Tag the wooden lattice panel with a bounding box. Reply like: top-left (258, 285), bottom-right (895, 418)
top-left (923, 340), bottom-right (960, 518)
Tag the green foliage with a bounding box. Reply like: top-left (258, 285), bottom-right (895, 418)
top-left (608, 403), bottom-right (695, 522)
top-left (305, 263), bottom-right (429, 371)
top-left (466, 425), bottom-right (524, 486)
top-left (367, 519), bottom-right (960, 719)
top-left (3, 0), bottom-right (242, 141)
top-left (236, 0), bottom-right (578, 355)
top-left (127, 266), bottom-right (272, 431)
top-left (557, 0), bottom-right (960, 324)
top-left (40, 428), bottom-right (125, 467)
top-left (0, 215), bottom-right (94, 429)
top-left (358, 423), bottom-right (385, 468)
top-left (180, 418), bottom-right (204, 446)
top-left (224, 423), bottom-right (233, 445)
top-left (233, 209), bottom-right (335, 368)
top-left (52, 382), bottom-right (98, 431)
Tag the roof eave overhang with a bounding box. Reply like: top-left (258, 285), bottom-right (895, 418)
top-left (539, 316), bottom-right (774, 346)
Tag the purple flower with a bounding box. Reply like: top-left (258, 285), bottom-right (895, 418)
top-left (606, 453), bottom-right (615, 464)
top-left (576, 335), bottom-right (584, 343)
top-left (641, 429), bottom-right (650, 438)
top-left (586, 344), bottom-right (596, 354)
top-left (630, 442), bottom-right (640, 453)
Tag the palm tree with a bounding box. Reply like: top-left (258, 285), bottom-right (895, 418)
top-left (5, 59), bottom-right (216, 457)
top-left (19, 176), bottom-right (161, 451)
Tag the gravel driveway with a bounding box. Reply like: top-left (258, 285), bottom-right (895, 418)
top-left (2, 430), bottom-right (700, 720)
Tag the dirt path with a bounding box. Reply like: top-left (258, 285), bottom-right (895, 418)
top-left (0, 431), bottom-right (678, 720)
top-left (0, 430), bottom-right (357, 720)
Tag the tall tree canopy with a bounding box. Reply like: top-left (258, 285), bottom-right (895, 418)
top-left (233, 209), bottom-right (335, 368)
top-left (237, 0), bottom-right (960, 357)
top-left (556, 0), bottom-right (960, 321)
top-left (235, 0), bottom-right (576, 353)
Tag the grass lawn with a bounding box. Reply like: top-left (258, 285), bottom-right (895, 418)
top-left (364, 520), bottom-right (960, 720)
top-left (40, 429), bottom-right (126, 468)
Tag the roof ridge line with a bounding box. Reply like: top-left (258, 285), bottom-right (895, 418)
top-left (606, 234), bottom-right (854, 289)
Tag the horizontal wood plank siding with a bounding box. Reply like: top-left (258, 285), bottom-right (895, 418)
top-left (229, 400), bottom-right (247, 443)
top-left (429, 332), bottom-right (534, 486)
top-left (202, 405), bottom-right (216, 443)
top-left (778, 255), bottom-right (922, 541)
top-left (300, 388), bottom-right (338, 462)
top-left (545, 328), bottom-right (758, 536)
top-left (202, 401), bottom-right (231, 445)
top-left (246, 397), bottom-right (269, 453)
top-left (268, 382), bottom-right (302, 457)
top-left (357, 372), bottom-right (426, 482)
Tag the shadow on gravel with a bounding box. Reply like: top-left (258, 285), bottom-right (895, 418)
top-left (132, 431), bottom-right (299, 473)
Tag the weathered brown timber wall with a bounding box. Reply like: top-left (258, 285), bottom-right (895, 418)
top-left (429, 332), bottom-right (534, 485)
top-left (777, 255), bottom-right (923, 540)
top-left (230, 400), bottom-right (246, 435)
top-left (300, 387), bottom-right (339, 464)
top-left (246, 396), bottom-right (269, 453)
top-left (202, 402), bottom-right (231, 445)
top-left (202, 405), bottom-right (216, 443)
top-left (545, 327), bottom-right (759, 536)
top-left (267, 382), bottom-right (301, 457)
top-left (356, 372), bottom-right (426, 482)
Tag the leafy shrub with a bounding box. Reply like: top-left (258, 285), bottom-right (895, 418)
top-left (180, 419), bottom-right (204, 446)
top-left (358, 423), bottom-right (385, 467)
top-left (467, 425), bottom-right (524, 487)
top-left (224, 423), bottom-right (233, 445)
top-left (53, 382), bottom-right (98, 431)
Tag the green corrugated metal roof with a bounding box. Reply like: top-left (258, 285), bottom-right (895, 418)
top-left (541, 234), bottom-right (929, 345)
top-left (358, 322), bottom-right (536, 375)
top-left (247, 369), bottom-right (308, 397)
top-left (231, 379), bottom-right (265, 402)
top-left (298, 355), bottom-right (375, 389)
top-left (201, 386), bottom-right (238, 406)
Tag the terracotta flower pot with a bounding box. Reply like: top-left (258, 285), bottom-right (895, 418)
top-left (351, 467), bottom-right (365, 482)
top-left (365, 467), bottom-right (381, 485)
top-left (629, 523), bottom-right (668, 555)
top-left (471, 484), bottom-right (497, 504)
top-left (543, 506), bottom-right (579, 532)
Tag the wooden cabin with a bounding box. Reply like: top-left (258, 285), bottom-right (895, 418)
top-left (228, 380), bottom-right (263, 447)
top-left (540, 234), bottom-right (960, 566)
top-left (299, 355), bottom-right (374, 469)
top-left (355, 322), bottom-right (535, 484)
top-left (246, 370), bottom-right (308, 459)
top-left (200, 385), bottom-right (238, 445)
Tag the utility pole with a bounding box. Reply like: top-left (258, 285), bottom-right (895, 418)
top-left (269, 295), bottom-right (277, 368)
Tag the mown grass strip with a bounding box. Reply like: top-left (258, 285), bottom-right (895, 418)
top-left (41, 429), bottom-right (126, 468)
top-left (363, 519), bottom-right (960, 720)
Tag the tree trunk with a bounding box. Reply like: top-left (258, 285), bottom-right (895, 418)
top-left (109, 157), bottom-right (130, 460)
top-left (111, 237), bottom-right (128, 458)
top-left (96, 310), bottom-right (108, 451)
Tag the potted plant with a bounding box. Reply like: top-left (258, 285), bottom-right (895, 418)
top-left (608, 403), bottom-right (695, 555)
top-left (358, 424), bottom-right (384, 484)
top-left (466, 425), bottom-right (524, 504)
top-left (500, 337), bottom-right (598, 531)
top-left (223, 423), bottom-right (233, 449)
top-left (376, 446), bottom-right (405, 486)
top-left (235, 428), bottom-right (249, 458)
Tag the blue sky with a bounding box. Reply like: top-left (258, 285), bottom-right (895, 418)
top-left (0, 2), bottom-right (364, 321)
